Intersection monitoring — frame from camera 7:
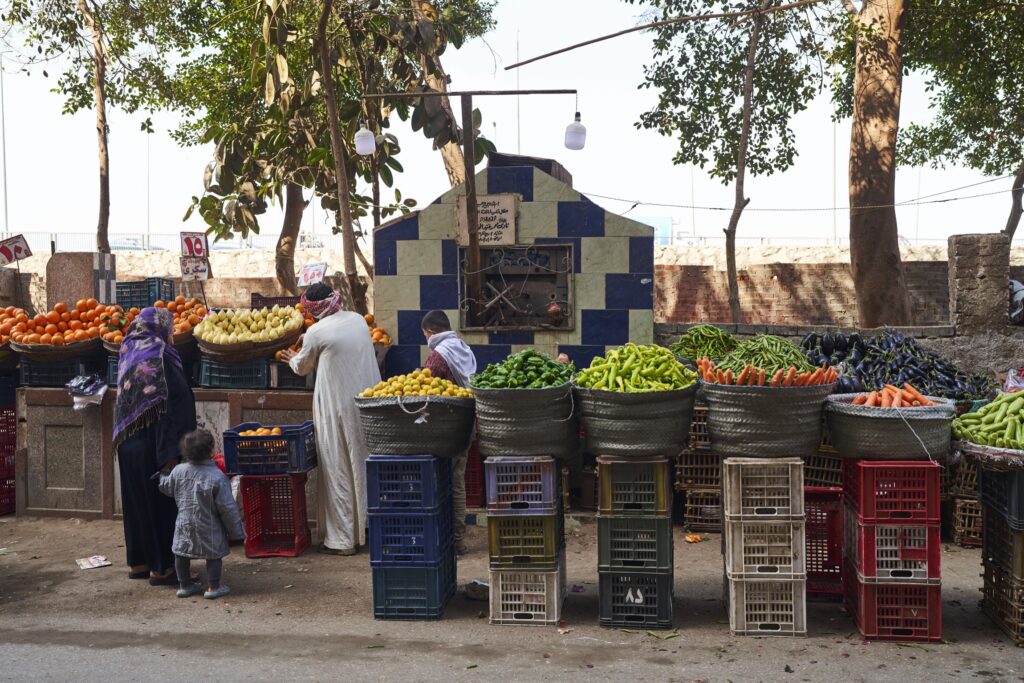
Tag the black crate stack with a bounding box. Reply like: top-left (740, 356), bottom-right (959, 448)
top-left (979, 467), bottom-right (1024, 645)
top-left (597, 455), bottom-right (674, 630)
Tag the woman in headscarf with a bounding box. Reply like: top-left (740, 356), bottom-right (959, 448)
top-left (112, 307), bottom-right (198, 585)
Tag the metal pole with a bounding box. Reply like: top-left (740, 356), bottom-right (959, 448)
top-left (516, 31), bottom-right (521, 154)
top-left (461, 95), bottom-right (482, 326)
top-left (832, 120), bottom-right (837, 244)
top-left (0, 54), bottom-right (9, 233)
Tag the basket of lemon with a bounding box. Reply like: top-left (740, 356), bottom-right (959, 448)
top-left (355, 368), bottom-right (475, 458)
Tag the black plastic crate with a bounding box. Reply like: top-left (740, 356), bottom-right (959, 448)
top-left (597, 515), bottom-right (674, 573)
top-left (223, 421), bottom-right (317, 475)
top-left (199, 358), bottom-right (269, 390)
top-left (107, 355), bottom-right (119, 386)
top-left (115, 278), bottom-right (175, 310)
top-left (19, 358), bottom-right (101, 388)
top-left (251, 294), bottom-right (301, 309)
top-left (269, 361), bottom-right (314, 391)
top-left (372, 544), bottom-right (457, 620)
top-left (598, 570), bottom-right (674, 629)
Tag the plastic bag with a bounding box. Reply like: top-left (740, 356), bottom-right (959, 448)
top-left (1010, 280), bottom-right (1024, 324)
top-left (1005, 368), bottom-right (1024, 393)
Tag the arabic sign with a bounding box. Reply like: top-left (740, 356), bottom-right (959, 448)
top-left (180, 256), bottom-right (209, 282)
top-left (0, 234), bottom-right (32, 266)
top-left (456, 194), bottom-right (517, 246)
top-left (180, 231), bottom-right (209, 257)
top-left (298, 262), bottom-right (328, 287)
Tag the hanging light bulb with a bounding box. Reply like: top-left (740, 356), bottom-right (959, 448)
top-left (354, 120), bottom-right (376, 156)
top-left (564, 111), bottom-right (586, 150)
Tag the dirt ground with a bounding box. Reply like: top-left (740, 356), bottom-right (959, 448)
top-left (1, 514), bottom-right (1023, 683)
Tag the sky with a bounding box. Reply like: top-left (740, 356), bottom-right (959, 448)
top-left (0, 0), bottom-right (1017, 257)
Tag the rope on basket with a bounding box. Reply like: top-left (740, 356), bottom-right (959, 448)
top-left (891, 403), bottom-right (938, 465)
top-left (396, 394), bottom-right (432, 421)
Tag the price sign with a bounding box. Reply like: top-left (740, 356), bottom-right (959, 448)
top-left (180, 256), bottom-right (209, 282)
top-left (298, 262), bottom-right (328, 287)
top-left (0, 234), bottom-right (32, 266)
top-left (180, 232), bottom-right (209, 258)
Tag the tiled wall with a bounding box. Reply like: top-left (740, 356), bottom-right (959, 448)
top-left (373, 165), bottom-right (655, 377)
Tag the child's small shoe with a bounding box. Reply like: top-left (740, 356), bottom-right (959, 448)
top-left (204, 586), bottom-right (231, 600)
top-left (176, 584), bottom-right (203, 598)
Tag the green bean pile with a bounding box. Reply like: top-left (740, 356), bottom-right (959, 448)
top-left (669, 324), bottom-right (737, 361)
top-left (717, 335), bottom-right (815, 375)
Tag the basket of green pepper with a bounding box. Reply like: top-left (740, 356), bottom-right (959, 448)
top-left (471, 349), bottom-right (579, 460)
top-left (573, 344), bottom-right (699, 457)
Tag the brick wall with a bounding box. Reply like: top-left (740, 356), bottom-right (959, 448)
top-left (655, 261), bottom-right (951, 326)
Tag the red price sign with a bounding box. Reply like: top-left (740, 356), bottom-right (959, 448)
top-left (0, 234), bottom-right (31, 266)
top-left (181, 232), bottom-right (209, 257)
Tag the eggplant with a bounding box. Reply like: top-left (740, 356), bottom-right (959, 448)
top-left (834, 333), bottom-right (848, 352)
top-left (821, 335), bottom-right (834, 356)
top-left (802, 333), bottom-right (819, 350)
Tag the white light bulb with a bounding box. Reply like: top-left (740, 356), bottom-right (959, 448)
top-left (564, 112), bottom-right (586, 151)
top-left (354, 123), bottom-right (376, 156)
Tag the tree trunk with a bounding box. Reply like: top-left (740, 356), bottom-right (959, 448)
top-left (318, 0), bottom-right (367, 314)
top-left (78, 0), bottom-right (111, 254)
top-left (1003, 164), bottom-right (1024, 239)
top-left (410, 0), bottom-right (465, 187)
top-left (275, 183), bottom-right (305, 295)
top-left (848, 0), bottom-right (913, 328)
top-left (723, 2), bottom-right (768, 324)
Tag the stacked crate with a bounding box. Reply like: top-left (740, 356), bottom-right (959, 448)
top-left (805, 486), bottom-right (843, 598)
top-left (843, 460), bottom-right (942, 642)
top-left (368, 455), bottom-right (456, 620)
top-left (804, 415), bottom-right (843, 488)
top-left (486, 456), bottom-right (566, 626)
top-left (723, 458), bottom-right (807, 636)
top-left (597, 455), bottom-right (674, 629)
top-left (680, 405), bottom-right (722, 532)
top-left (979, 467), bottom-right (1024, 645)
top-left (951, 458), bottom-right (982, 547)
top-left (0, 405), bottom-right (14, 515)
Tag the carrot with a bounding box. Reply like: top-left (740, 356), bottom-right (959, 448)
top-left (903, 383), bottom-right (930, 406)
top-left (892, 393), bottom-right (902, 408)
top-left (783, 367), bottom-right (796, 386)
top-left (884, 384), bottom-right (902, 395)
top-left (717, 370), bottom-right (726, 384)
top-left (853, 394), bottom-right (868, 405)
top-left (737, 365), bottom-right (750, 386)
top-left (771, 369), bottom-right (784, 387)
top-left (757, 368), bottom-right (766, 386)
top-left (824, 367), bottom-right (835, 383)
top-left (704, 368), bottom-right (714, 383)
top-left (880, 391), bottom-right (892, 408)
top-left (912, 400), bottom-right (921, 406)
top-left (866, 391), bottom-right (879, 407)
top-left (808, 368), bottom-right (824, 386)
top-left (900, 389), bottom-right (916, 404)
top-left (794, 372), bottom-right (809, 387)
top-left (725, 369), bottom-right (733, 385)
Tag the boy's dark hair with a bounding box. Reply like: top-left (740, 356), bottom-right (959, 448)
top-left (180, 429), bottom-right (215, 464)
top-left (305, 282), bottom-right (334, 301)
top-left (421, 310), bottom-right (451, 333)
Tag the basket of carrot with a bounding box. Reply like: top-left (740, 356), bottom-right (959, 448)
top-left (825, 383), bottom-right (955, 461)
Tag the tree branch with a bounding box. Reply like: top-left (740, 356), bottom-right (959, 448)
top-left (1003, 163), bottom-right (1024, 239)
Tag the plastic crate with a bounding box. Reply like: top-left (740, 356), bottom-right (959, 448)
top-left (106, 355), bottom-right (119, 386)
top-left (464, 442), bottom-right (484, 508)
top-left (489, 551), bottom-right (567, 625)
top-left (251, 293), bottom-right (301, 309)
top-left (598, 570), bottom-right (674, 629)
top-left (372, 544), bottom-right (456, 620)
top-left (981, 561), bottom-right (1024, 645)
top-left (0, 406), bottom-right (15, 446)
top-left (487, 513), bottom-right (564, 569)
top-left (844, 562), bottom-right (942, 642)
top-left (727, 577), bottom-right (807, 636)
top-left (689, 405), bottom-right (710, 449)
top-left (597, 515), bottom-right (673, 573)
top-left (240, 473), bottom-right (310, 558)
top-left (803, 449), bottom-right (843, 488)
top-left (683, 488), bottom-right (722, 532)
top-left (484, 456), bottom-right (559, 514)
top-left (843, 460), bottom-right (941, 523)
top-left (367, 455), bottom-right (451, 511)
top-left (950, 458), bottom-right (978, 498)
top-left (677, 446), bottom-right (719, 491)
top-left (722, 458), bottom-right (804, 519)
top-left (597, 455), bottom-right (672, 516)
top-left (983, 504), bottom-right (1024, 581)
top-left (199, 357), bottom-right (269, 390)
top-left (805, 487), bottom-right (843, 595)
top-left (223, 421), bottom-right (317, 475)
top-left (0, 450), bottom-right (14, 515)
top-left (115, 277), bottom-right (175, 310)
top-left (268, 361), bottom-right (314, 391)
top-left (368, 501), bottom-right (455, 566)
top-left (844, 503), bottom-right (941, 583)
top-left (19, 358), bottom-right (93, 388)
top-left (980, 468), bottom-right (1024, 531)
top-left (725, 519), bottom-right (806, 579)
top-left (953, 497), bottom-right (983, 548)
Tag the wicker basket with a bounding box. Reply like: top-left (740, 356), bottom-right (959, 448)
top-left (10, 337), bottom-right (103, 362)
top-left (825, 393), bottom-right (954, 461)
top-left (354, 394), bottom-right (475, 458)
top-left (702, 381), bottom-right (834, 459)
top-left (575, 384), bottom-right (697, 458)
top-left (196, 325), bottom-right (302, 362)
top-left (474, 383), bottom-right (578, 460)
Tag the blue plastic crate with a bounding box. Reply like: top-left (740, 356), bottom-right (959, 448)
top-left (372, 544), bottom-right (456, 620)
top-left (368, 499), bottom-right (455, 566)
top-left (115, 278), bottom-right (175, 310)
top-left (223, 421), bottom-right (317, 475)
top-left (980, 468), bottom-right (1024, 531)
top-left (107, 355), bottom-right (119, 386)
top-left (367, 455), bottom-right (452, 511)
top-left (199, 358), bottom-right (269, 389)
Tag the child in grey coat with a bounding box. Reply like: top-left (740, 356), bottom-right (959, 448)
top-left (159, 429), bottom-right (245, 599)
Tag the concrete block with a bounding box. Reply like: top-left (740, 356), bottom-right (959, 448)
top-left (417, 203), bottom-right (456, 240)
top-left (516, 201), bottom-right (558, 241)
top-left (396, 239), bottom-right (442, 276)
top-left (629, 309), bottom-right (654, 344)
top-left (373, 275), bottom-right (421, 314)
top-left (582, 237), bottom-right (630, 273)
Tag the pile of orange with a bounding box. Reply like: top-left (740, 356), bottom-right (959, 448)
top-left (238, 426), bottom-right (283, 437)
top-left (10, 299), bottom-right (128, 346)
top-left (365, 313), bottom-right (391, 346)
top-left (0, 306), bottom-right (29, 345)
top-left (154, 296), bottom-right (207, 337)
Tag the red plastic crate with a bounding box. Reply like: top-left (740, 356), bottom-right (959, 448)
top-left (0, 407), bottom-right (14, 446)
top-left (844, 561), bottom-right (942, 642)
top-left (843, 460), bottom-right (940, 523)
top-left (844, 504), bottom-right (941, 583)
top-left (240, 473), bottom-right (310, 558)
top-left (0, 450), bottom-right (14, 516)
top-left (806, 487), bottom-right (843, 595)
top-left (464, 441), bottom-right (483, 509)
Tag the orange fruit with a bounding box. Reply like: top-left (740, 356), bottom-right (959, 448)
top-left (187, 314), bottom-right (200, 326)
top-left (177, 321), bottom-right (191, 334)
top-left (153, 300), bottom-right (165, 308)
top-left (304, 318), bottom-right (313, 328)
top-left (94, 305), bottom-right (106, 315)
top-left (69, 320), bottom-right (83, 331)
top-left (86, 327), bottom-right (100, 338)
top-left (166, 302), bottom-right (177, 313)
top-left (86, 298), bottom-right (97, 309)
top-left (74, 330), bottom-right (89, 342)
top-left (58, 322), bottom-right (68, 332)
top-left (175, 295), bottom-right (186, 305)
top-left (40, 334), bottom-right (51, 345)
top-left (274, 350), bottom-right (283, 361)
top-left (364, 313), bottom-right (375, 325)
top-left (45, 311), bottom-right (59, 324)
top-left (26, 334), bottom-right (40, 344)
top-left (14, 313), bottom-right (27, 324)
top-left (113, 333), bottom-right (123, 343)
top-left (44, 324), bottom-right (58, 335)
top-left (295, 303), bottom-right (304, 312)
top-left (69, 310), bottom-right (80, 321)
top-left (51, 335), bottom-right (64, 346)
top-left (54, 302), bottom-right (67, 314)
top-left (271, 427), bottom-right (282, 436)
top-left (13, 322), bottom-right (26, 333)
top-left (31, 314), bottom-right (45, 327)
top-left (3, 306), bottom-right (12, 316)
top-left (75, 299), bottom-right (88, 312)
top-left (0, 323), bottom-right (11, 336)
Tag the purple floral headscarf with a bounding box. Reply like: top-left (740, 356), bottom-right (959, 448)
top-left (112, 308), bottom-right (182, 448)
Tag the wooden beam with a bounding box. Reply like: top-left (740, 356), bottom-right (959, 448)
top-left (461, 94), bottom-right (482, 327)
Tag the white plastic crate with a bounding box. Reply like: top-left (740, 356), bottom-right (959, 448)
top-left (727, 577), bottom-right (807, 636)
top-left (723, 458), bottom-right (804, 519)
top-left (489, 551), bottom-right (567, 626)
top-left (725, 519), bottom-right (807, 579)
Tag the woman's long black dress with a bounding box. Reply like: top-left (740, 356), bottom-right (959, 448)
top-left (117, 361), bottom-right (197, 573)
